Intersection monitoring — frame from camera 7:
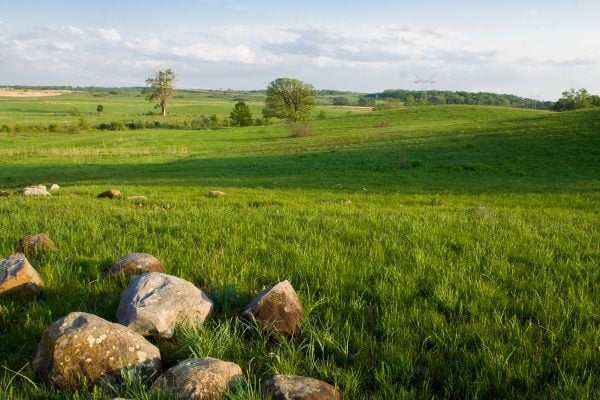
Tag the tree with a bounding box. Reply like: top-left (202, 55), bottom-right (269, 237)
top-left (230, 101), bottom-right (254, 127)
top-left (553, 88), bottom-right (592, 112)
top-left (263, 78), bottom-right (315, 122)
top-left (144, 69), bottom-right (176, 116)
top-left (96, 104), bottom-right (104, 113)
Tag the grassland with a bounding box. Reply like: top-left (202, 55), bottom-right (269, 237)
top-left (0, 91), bottom-right (599, 399)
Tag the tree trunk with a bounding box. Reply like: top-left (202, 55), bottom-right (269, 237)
top-left (161, 103), bottom-right (166, 117)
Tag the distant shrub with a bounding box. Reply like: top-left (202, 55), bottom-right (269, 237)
top-left (316, 110), bottom-right (327, 120)
top-left (67, 107), bottom-right (81, 116)
top-left (108, 90), bottom-right (119, 95)
top-left (78, 117), bottom-right (93, 132)
top-left (97, 104), bottom-right (104, 113)
top-left (1, 124), bottom-right (12, 133)
top-left (48, 123), bottom-right (59, 132)
top-left (289, 122), bottom-right (314, 137)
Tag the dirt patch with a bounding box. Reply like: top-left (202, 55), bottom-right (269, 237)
top-left (0, 89), bottom-right (75, 97)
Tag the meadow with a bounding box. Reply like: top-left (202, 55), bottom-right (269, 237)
top-left (0, 91), bottom-right (599, 399)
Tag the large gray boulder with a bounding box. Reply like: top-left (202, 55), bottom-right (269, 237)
top-left (240, 280), bottom-right (303, 337)
top-left (262, 375), bottom-right (340, 400)
top-left (152, 357), bottom-right (242, 400)
top-left (32, 312), bottom-right (161, 390)
top-left (107, 253), bottom-right (164, 277)
top-left (117, 273), bottom-right (213, 338)
top-left (0, 253), bottom-right (43, 297)
top-left (17, 233), bottom-right (56, 254)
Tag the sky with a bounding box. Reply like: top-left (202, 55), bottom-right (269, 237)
top-left (1, 0), bottom-right (599, 99)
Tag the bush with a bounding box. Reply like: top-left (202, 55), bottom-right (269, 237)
top-left (1, 124), bottom-right (12, 133)
top-left (78, 117), bottom-right (93, 131)
top-left (67, 107), bottom-right (81, 116)
top-left (289, 122), bottom-right (314, 137)
top-left (316, 110), bottom-right (327, 120)
top-left (48, 123), bottom-right (59, 132)
top-left (97, 104), bottom-right (104, 113)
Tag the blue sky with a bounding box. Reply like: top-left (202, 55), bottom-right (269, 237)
top-left (1, 0), bottom-right (599, 98)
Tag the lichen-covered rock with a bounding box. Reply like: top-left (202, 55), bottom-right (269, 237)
top-left (17, 233), bottom-right (56, 254)
top-left (32, 312), bottom-right (161, 390)
top-left (107, 253), bottom-right (164, 277)
top-left (240, 280), bottom-right (303, 337)
top-left (50, 184), bottom-right (60, 191)
top-left (117, 273), bottom-right (213, 338)
top-left (152, 357), bottom-right (242, 400)
top-left (207, 190), bottom-right (227, 198)
top-left (98, 189), bottom-right (122, 199)
top-left (0, 253), bottom-right (43, 297)
top-left (21, 185), bottom-right (51, 196)
top-left (262, 375), bottom-right (340, 400)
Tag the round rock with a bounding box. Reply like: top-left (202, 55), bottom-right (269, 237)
top-left (152, 357), bottom-right (242, 400)
top-left (18, 233), bottom-right (56, 254)
top-left (21, 185), bottom-right (51, 196)
top-left (50, 184), bottom-right (60, 191)
top-left (240, 280), bottom-right (303, 337)
top-left (98, 189), bottom-right (122, 199)
top-left (32, 312), bottom-right (161, 390)
top-left (0, 253), bottom-right (44, 297)
top-left (263, 375), bottom-right (340, 400)
top-left (207, 190), bottom-right (226, 198)
top-left (107, 253), bottom-right (164, 277)
top-left (117, 272), bottom-right (213, 338)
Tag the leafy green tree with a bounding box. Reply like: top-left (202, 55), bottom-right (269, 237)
top-left (144, 69), bottom-right (176, 116)
top-left (263, 78), bottom-right (315, 122)
top-left (230, 101), bottom-right (254, 127)
top-left (553, 88), bottom-right (592, 111)
top-left (96, 104), bottom-right (104, 113)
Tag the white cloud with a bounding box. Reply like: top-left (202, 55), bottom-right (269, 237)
top-left (97, 28), bottom-right (122, 42)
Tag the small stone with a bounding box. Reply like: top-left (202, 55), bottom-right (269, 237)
top-left (21, 185), bottom-right (51, 196)
top-left (50, 184), bottom-right (60, 191)
top-left (0, 253), bottom-right (44, 297)
top-left (0, 191), bottom-right (9, 197)
top-left (127, 195), bottom-right (148, 201)
top-left (117, 272), bottom-right (213, 338)
top-left (152, 357), bottom-right (242, 400)
top-left (18, 233), bottom-right (56, 254)
top-left (98, 189), bottom-right (122, 199)
top-left (107, 253), bottom-right (164, 277)
top-left (32, 312), bottom-right (161, 390)
top-left (240, 280), bottom-right (303, 337)
top-left (262, 375), bottom-right (340, 400)
top-left (207, 190), bottom-right (227, 198)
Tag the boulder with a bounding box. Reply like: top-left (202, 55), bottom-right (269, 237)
top-left (0, 190), bottom-right (9, 197)
top-left (262, 375), bottom-right (340, 400)
top-left (32, 312), bottom-right (161, 390)
top-left (21, 185), bottom-right (50, 196)
top-left (152, 357), bottom-right (242, 400)
top-left (117, 273), bottom-right (213, 338)
top-left (240, 280), bottom-right (303, 337)
top-left (107, 253), bottom-right (164, 277)
top-left (98, 189), bottom-right (122, 199)
top-left (17, 233), bottom-right (56, 254)
top-left (50, 184), bottom-right (60, 191)
top-left (0, 253), bottom-right (43, 297)
top-left (207, 190), bottom-right (227, 198)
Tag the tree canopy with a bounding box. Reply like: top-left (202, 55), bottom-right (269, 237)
top-left (553, 88), bottom-right (600, 112)
top-left (230, 101), bottom-right (254, 127)
top-left (263, 78), bottom-right (315, 122)
top-left (144, 69), bottom-right (176, 116)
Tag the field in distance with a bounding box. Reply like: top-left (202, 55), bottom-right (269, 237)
top-left (0, 94), bottom-right (598, 399)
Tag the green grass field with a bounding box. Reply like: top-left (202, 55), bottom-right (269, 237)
top-left (0, 93), bottom-right (599, 399)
